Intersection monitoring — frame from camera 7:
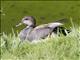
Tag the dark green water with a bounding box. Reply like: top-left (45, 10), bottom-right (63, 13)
top-left (1, 1), bottom-right (80, 34)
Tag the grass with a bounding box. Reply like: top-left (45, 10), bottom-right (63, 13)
top-left (1, 27), bottom-right (80, 60)
top-left (1, 1), bottom-right (80, 60)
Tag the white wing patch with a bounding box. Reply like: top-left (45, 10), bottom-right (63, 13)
top-left (34, 22), bottom-right (63, 30)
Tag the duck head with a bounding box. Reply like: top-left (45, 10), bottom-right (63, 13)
top-left (16, 16), bottom-right (36, 28)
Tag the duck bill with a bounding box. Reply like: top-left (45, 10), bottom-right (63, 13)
top-left (16, 22), bottom-right (23, 27)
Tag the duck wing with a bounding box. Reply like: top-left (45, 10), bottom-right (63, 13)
top-left (27, 22), bottom-right (63, 41)
top-left (34, 22), bottom-right (63, 30)
top-left (28, 27), bottom-right (53, 41)
top-left (48, 22), bottom-right (63, 28)
top-left (34, 24), bottom-right (48, 30)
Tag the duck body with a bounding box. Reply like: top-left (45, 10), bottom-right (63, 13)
top-left (17, 16), bottom-right (70, 42)
top-left (19, 26), bottom-right (33, 41)
top-left (19, 23), bottom-right (63, 41)
top-left (26, 26), bottom-right (53, 41)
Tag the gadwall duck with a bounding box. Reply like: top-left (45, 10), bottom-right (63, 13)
top-left (16, 16), bottom-right (70, 42)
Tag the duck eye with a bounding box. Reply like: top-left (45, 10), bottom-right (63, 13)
top-left (25, 18), bottom-right (28, 20)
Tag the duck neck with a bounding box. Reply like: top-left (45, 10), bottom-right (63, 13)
top-left (26, 26), bottom-right (34, 37)
top-left (28, 24), bottom-right (36, 28)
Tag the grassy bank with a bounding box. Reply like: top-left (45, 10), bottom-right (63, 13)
top-left (1, 1), bottom-right (80, 60)
top-left (1, 27), bottom-right (80, 60)
top-left (1, 1), bottom-right (80, 33)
